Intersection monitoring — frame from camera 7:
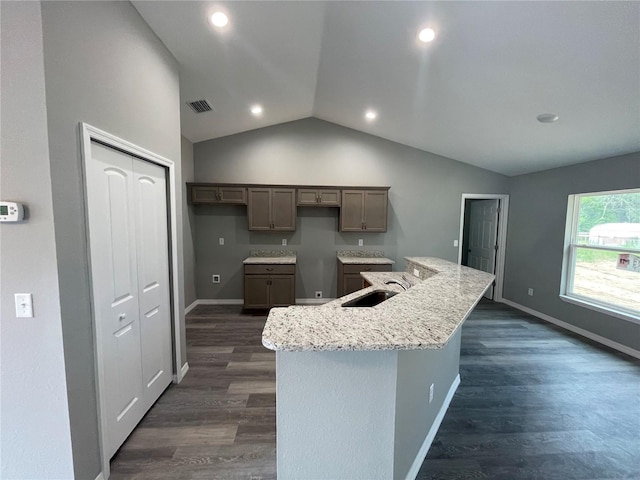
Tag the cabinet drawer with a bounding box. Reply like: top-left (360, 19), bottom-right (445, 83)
top-left (341, 264), bottom-right (392, 274)
top-left (244, 264), bottom-right (296, 275)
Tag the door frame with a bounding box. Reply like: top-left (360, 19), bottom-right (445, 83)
top-left (80, 123), bottom-right (185, 478)
top-left (457, 193), bottom-right (509, 302)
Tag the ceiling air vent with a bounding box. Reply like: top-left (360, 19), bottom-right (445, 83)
top-left (186, 99), bottom-right (213, 113)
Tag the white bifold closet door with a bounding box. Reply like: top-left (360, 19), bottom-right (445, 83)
top-left (86, 141), bottom-right (172, 459)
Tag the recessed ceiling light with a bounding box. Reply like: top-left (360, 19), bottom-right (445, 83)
top-left (537, 113), bottom-right (559, 123)
top-left (365, 110), bottom-right (377, 121)
top-left (209, 11), bottom-right (229, 28)
top-left (250, 105), bottom-right (263, 116)
top-left (418, 27), bottom-right (436, 43)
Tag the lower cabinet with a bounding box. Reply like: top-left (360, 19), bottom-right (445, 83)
top-left (244, 264), bottom-right (296, 309)
top-left (337, 262), bottom-right (393, 297)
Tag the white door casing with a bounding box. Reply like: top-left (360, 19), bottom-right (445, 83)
top-left (457, 193), bottom-right (509, 302)
top-left (85, 141), bottom-right (172, 459)
top-left (467, 199), bottom-right (499, 299)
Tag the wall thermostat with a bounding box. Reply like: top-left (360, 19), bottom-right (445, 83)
top-left (0, 201), bottom-right (25, 222)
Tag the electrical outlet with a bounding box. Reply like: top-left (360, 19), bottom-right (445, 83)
top-left (282, 239), bottom-right (287, 246)
top-left (454, 239), bottom-right (459, 247)
top-left (212, 274), bottom-right (221, 284)
top-left (429, 384), bottom-right (434, 403)
top-left (413, 268), bottom-right (420, 278)
top-left (219, 237), bottom-right (224, 246)
top-left (315, 291), bottom-right (322, 298)
top-left (358, 239), bottom-right (363, 246)
top-left (528, 288), bottom-right (534, 296)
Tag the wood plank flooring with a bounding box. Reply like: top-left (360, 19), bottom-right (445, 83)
top-left (109, 306), bottom-right (276, 480)
top-left (109, 301), bottom-right (640, 479)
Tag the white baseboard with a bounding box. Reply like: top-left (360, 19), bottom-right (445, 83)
top-left (296, 297), bottom-right (333, 305)
top-left (173, 362), bottom-right (190, 383)
top-left (186, 298), bottom-right (332, 312)
top-left (500, 299), bottom-right (640, 360)
top-left (94, 473), bottom-right (105, 480)
top-left (185, 299), bottom-right (199, 314)
top-left (405, 373), bottom-right (461, 480)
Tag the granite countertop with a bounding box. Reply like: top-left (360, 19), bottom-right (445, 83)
top-left (337, 250), bottom-right (395, 265)
top-left (262, 257), bottom-right (494, 352)
top-left (243, 250), bottom-right (297, 265)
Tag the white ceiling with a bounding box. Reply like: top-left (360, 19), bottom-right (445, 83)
top-left (133, 1), bottom-right (640, 176)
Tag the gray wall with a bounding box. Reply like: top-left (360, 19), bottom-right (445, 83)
top-left (0, 2), bottom-right (75, 477)
top-left (503, 152), bottom-right (640, 351)
top-left (193, 118), bottom-right (509, 299)
top-left (40, 1), bottom-right (183, 478)
top-left (182, 136), bottom-right (197, 307)
top-left (394, 329), bottom-right (461, 479)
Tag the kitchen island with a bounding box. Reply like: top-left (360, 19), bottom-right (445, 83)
top-left (262, 257), bottom-right (494, 480)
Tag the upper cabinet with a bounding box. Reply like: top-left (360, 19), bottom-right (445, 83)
top-left (297, 188), bottom-right (341, 207)
top-left (188, 184), bottom-right (247, 205)
top-left (340, 189), bottom-right (388, 232)
top-left (248, 188), bottom-right (296, 231)
top-left (188, 183), bottom-right (389, 233)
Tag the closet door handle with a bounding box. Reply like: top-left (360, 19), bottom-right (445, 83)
top-left (118, 313), bottom-right (126, 321)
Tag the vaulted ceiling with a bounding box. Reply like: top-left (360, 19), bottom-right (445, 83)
top-left (133, 1), bottom-right (640, 176)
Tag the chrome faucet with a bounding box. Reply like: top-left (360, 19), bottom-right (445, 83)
top-left (384, 278), bottom-right (409, 291)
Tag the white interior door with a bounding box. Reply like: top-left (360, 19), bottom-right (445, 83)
top-left (86, 142), bottom-right (172, 458)
top-left (133, 160), bottom-right (172, 411)
top-left (468, 199), bottom-right (499, 299)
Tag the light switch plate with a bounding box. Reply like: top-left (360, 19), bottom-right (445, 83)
top-left (358, 239), bottom-right (363, 246)
top-left (282, 239), bottom-right (287, 246)
top-left (219, 237), bottom-right (224, 245)
top-left (454, 240), bottom-right (459, 247)
top-left (15, 293), bottom-right (33, 318)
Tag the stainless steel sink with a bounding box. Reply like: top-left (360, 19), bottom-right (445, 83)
top-left (341, 290), bottom-right (398, 307)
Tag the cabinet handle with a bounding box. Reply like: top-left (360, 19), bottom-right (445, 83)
top-left (364, 222), bottom-right (367, 230)
top-left (364, 268), bottom-right (372, 271)
top-left (266, 268), bottom-right (274, 272)
top-left (317, 193), bottom-right (320, 203)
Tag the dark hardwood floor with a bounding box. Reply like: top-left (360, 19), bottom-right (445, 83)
top-left (110, 301), bottom-right (639, 479)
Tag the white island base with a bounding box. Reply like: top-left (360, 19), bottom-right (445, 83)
top-left (276, 329), bottom-right (461, 480)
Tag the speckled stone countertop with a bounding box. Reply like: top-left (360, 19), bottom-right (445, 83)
top-left (243, 250), bottom-right (297, 264)
top-left (262, 257), bottom-right (494, 352)
top-left (337, 250), bottom-right (395, 265)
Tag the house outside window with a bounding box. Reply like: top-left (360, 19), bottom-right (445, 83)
top-left (562, 188), bottom-right (640, 322)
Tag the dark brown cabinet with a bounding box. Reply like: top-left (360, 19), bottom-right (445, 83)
top-left (188, 184), bottom-right (247, 204)
top-left (248, 188), bottom-right (296, 231)
top-left (340, 189), bottom-right (388, 232)
top-left (337, 262), bottom-right (393, 296)
top-left (297, 188), bottom-right (341, 207)
top-left (244, 264), bottom-right (295, 309)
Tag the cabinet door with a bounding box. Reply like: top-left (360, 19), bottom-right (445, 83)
top-left (272, 188), bottom-right (296, 231)
top-left (318, 189), bottom-right (341, 206)
top-left (244, 275), bottom-right (270, 309)
top-left (248, 188), bottom-right (272, 230)
top-left (298, 189), bottom-right (320, 206)
top-left (340, 190), bottom-right (365, 231)
top-left (218, 186), bottom-right (247, 204)
top-left (269, 275), bottom-right (295, 307)
top-left (363, 190), bottom-right (388, 232)
top-left (191, 186), bottom-right (220, 203)
top-left (343, 274), bottom-right (365, 296)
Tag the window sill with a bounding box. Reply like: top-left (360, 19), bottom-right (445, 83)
top-left (559, 294), bottom-right (640, 325)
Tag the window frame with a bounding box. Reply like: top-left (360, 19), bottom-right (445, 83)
top-left (561, 188), bottom-right (640, 324)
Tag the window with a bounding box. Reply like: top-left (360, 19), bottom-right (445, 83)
top-left (562, 188), bottom-right (640, 322)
